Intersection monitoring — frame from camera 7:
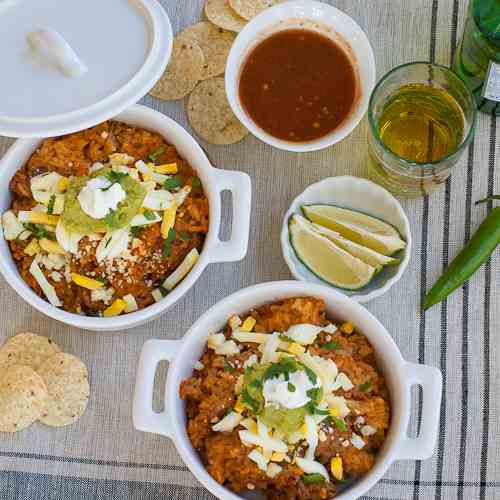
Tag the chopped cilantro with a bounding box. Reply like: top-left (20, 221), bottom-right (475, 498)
top-left (359, 382), bottom-right (372, 392)
top-left (323, 340), bottom-right (341, 350)
top-left (332, 417), bottom-right (347, 432)
top-left (130, 226), bottom-right (143, 238)
top-left (306, 387), bottom-right (321, 401)
top-left (162, 228), bottom-right (176, 258)
top-left (224, 362), bottom-right (236, 373)
top-left (299, 363), bottom-right (318, 385)
top-left (94, 276), bottom-right (108, 285)
top-left (23, 223), bottom-right (56, 241)
top-left (143, 209), bottom-right (157, 221)
top-left (47, 195), bottom-right (56, 215)
top-left (302, 473), bottom-right (326, 484)
top-left (287, 382), bottom-right (296, 392)
top-left (163, 176), bottom-right (183, 190)
top-left (263, 357), bottom-right (299, 382)
top-left (241, 388), bottom-right (260, 414)
top-left (179, 231), bottom-right (192, 241)
top-left (104, 170), bottom-right (128, 186)
top-left (148, 147), bottom-right (165, 163)
top-left (191, 176), bottom-right (202, 189)
top-left (249, 378), bottom-right (262, 389)
top-left (278, 334), bottom-right (290, 342)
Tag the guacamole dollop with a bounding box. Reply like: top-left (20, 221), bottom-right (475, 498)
top-left (61, 168), bottom-right (146, 234)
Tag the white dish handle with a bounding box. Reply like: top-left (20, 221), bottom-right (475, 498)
top-left (132, 339), bottom-right (181, 438)
top-left (396, 362), bottom-right (443, 460)
top-left (208, 168), bottom-right (252, 263)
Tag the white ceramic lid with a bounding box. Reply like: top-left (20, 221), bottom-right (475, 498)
top-left (0, 0), bottom-right (172, 138)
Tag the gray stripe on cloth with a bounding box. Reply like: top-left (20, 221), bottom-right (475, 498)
top-left (413, 0), bottom-right (439, 498)
top-left (479, 114), bottom-right (497, 500)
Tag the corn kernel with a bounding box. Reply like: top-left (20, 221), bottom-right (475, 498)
top-left (24, 239), bottom-right (41, 256)
top-left (287, 342), bottom-right (306, 356)
top-left (331, 456), bottom-right (343, 480)
top-left (234, 397), bottom-right (245, 414)
top-left (21, 212), bottom-right (59, 226)
top-left (270, 453), bottom-right (286, 462)
top-left (240, 317), bottom-right (256, 332)
top-left (155, 162), bottom-right (178, 174)
top-left (103, 299), bottom-right (127, 317)
top-left (329, 406), bottom-right (340, 418)
top-left (340, 321), bottom-right (354, 335)
top-left (71, 273), bottom-right (105, 291)
top-left (57, 176), bottom-right (69, 193)
top-left (161, 203), bottom-right (177, 238)
top-left (39, 238), bottom-right (66, 255)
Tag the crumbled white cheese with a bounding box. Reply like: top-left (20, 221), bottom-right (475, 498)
top-left (350, 433), bottom-right (366, 449)
top-left (194, 361), bottom-right (204, 371)
top-left (212, 411), bottom-right (243, 432)
top-left (215, 340), bottom-right (240, 356)
top-left (295, 457), bottom-right (330, 482)
top-left (332, 373), bottom-right (354, 392)
top-left (91, 287), bottom-right (115, 305)
top-left (49, 271), bottom-right (62, 282)
top-left (243, 354), bottom-right (258, 368)
top-left (266, 463), bottom-right (282, 478)
top-left (361, 425), bottom-right (377, 437)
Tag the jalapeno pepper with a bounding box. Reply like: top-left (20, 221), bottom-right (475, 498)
top-left (423, 203), bottom-right (500, 310)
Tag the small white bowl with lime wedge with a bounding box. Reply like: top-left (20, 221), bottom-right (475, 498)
top-left (280, 176), bottom-right (411, 302)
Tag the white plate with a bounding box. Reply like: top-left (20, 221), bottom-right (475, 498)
top-left (280, 176), bottom-right (411, 302)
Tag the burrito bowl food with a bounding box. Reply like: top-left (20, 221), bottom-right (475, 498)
top-left (180, 296), bottom-right (390, 499)
top-left (1, 121), bottom-right (208, 317)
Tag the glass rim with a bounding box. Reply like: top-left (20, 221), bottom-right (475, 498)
top-left (368, 61), bottom-right (477, 168)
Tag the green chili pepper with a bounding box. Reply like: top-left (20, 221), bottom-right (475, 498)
top-left (423, 204), bottom-right (500, 310)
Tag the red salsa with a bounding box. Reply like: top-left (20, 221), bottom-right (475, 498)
top-left (239, 29), bottom-right (358, 142)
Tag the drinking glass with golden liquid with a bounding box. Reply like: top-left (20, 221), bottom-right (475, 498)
top-left (367, 62), bottom-right (476, 198)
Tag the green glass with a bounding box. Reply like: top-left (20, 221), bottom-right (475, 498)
top-left (454, 0), bottom-right (500, 115)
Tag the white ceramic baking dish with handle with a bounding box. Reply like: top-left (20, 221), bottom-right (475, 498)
top-left (133, 280), bottom-right (442, 500)
top-left (0, 105), bottom-right (252, 331)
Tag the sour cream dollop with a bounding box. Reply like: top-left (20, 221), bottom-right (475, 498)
top-left (78, 177), bottom-right (126, 219)
top-left (263, 370), bottom-right (320, 410)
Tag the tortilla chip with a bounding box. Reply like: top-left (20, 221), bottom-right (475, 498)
top-left (179, 22), bottom-right (236, 80)
top-left (205, 0), bottom-right (247, 32)
top-left (228, 0), bottom-right (282, 20)
top-left (188, 77), bottom-right (249, 145)
top-left (0, 332), bottom-right (61, 371)
top-left (0, 365), bottom-right (48, 432)
top-left (37, 353), bottom-right (90, 427)
top-left (149, 36), bottom-right (205, 101)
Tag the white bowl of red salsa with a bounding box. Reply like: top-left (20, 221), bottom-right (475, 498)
top-left (225, 0), bottom-right (376, 152)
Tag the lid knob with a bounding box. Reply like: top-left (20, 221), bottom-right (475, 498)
top-left (27, 28), bottom-right (88, 78)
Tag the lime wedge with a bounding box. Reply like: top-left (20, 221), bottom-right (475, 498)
top-left (302, 205), bottom-right (406, 256)
top-left (304, 219), bottom-right (399, 269)
top-left (289, 215), bottom-right (377, 290)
